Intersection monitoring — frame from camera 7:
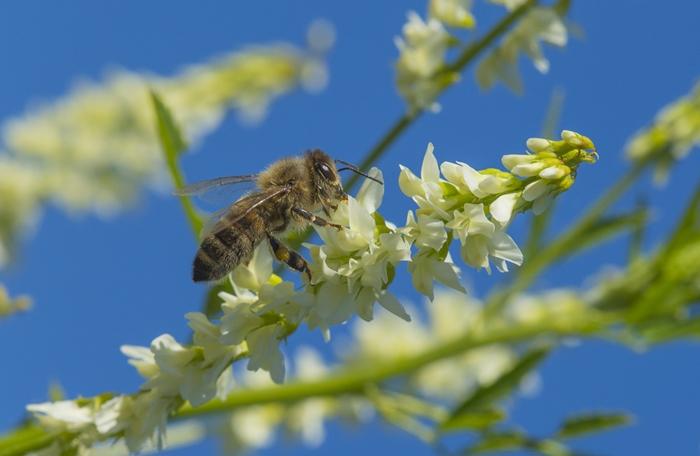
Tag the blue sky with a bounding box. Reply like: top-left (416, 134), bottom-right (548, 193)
top-left (1, 1), bottom-right (699, 455)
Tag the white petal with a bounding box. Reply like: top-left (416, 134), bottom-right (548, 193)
top-left (539, 166), bottom-right (565, 180)
top-left (348, 196), bottom-right (376, 241)
top-left (355, 167), bottom-right (384, 214)
top-left (377, 292), bottom-right (411, 321)
top-left (522, 179), bottom-right (550, 201)
top-left (490, 230), bottom-right (523, 266)
top-left (421, 143), bottom-right (441, 183)
top-left (247, 325), bottom-right (286, 384)
top-left (501, 154), bottom-right (533, 170)
top-left (490, 193), bottom-right (519, 225)
top-left (398, 165), bottom-right (424, 197)
top-left (532, 193), bottom-right (553, 215)
top-left (526, 137), bottom-right (550, 153)
top-left (431, 260), bottom-right (466, 294)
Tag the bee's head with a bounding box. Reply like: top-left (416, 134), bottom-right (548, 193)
top-left (306, 149), bottom-right (348, 204)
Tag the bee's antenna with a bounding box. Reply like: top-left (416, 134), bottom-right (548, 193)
top-left (335, 159), bottom-right (383, 185)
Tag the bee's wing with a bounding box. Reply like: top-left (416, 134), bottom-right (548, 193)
top-left (201, 186), bottom-right (291, 239)
top-left (174, 174), bottom-right (259, 207)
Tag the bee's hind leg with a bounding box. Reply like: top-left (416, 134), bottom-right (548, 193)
top-left (267, 233), bottom-right (312, 281)
top-left (293, 207), bottom-right (343, 230)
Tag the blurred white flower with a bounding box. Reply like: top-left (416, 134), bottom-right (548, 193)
top-left (26, 401), bottom-right (94, 432)
top-left (476, 7), bottom-right (567, 93)
top-left (429, 0), bottom-right (476, 28)
top-left (0, 37), bottom-right (330, 267)
top-left (625, 81), bottom-right (700, 182)
top-left (395, 12), bottom-right (454, 112)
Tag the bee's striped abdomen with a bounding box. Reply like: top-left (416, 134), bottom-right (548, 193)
top-left (192, 216), bottom-right (261, 282)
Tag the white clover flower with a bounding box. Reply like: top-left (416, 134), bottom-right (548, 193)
top-left (26, 401), bottom-right (94, 432)
top-left (399, 143), bottom-right (451, 217)
top-left (246, 324), bottom-right (287, 384)
top-left (408, 249), bottom-right (465, 300)
top-left (429, 0), bottom-right (476, 28)
top-left (395, 12), bottom-right (453, 112)
top-left (476, 7), bottom-right (567, 93)
top-left (400, 143), bottom-right (524, 276)
top-left (402, 211), bottom-right (448, 251)
top-left (306, 168), bottom-right (412, 331)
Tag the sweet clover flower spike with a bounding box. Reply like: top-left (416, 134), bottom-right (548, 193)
top-left (395, 12), bottom-right (456, 113)
top-left (476, 6), bottom-right (567, 93)
top-left (625, 81), bottom-right (700, 182)
top-left (0, 38), bottom-right (329, 268)
top-left (400, 131), bottom-right (596, 287)
top-left (23, 132), bottom-right (597, 454)
top-left (501, 130), bottom-right (598, 215)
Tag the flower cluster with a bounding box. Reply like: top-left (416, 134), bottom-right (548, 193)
top-left (0, 38), bottom-right (328, 267)
top-left (399, 131), bottom-right (597, 297)
top-left (625, 81), bottom-right (700, 182)
top-left (395, 12), bottom-right (456, 113)
top-left (24, 131), bottom-right (596, 454)
top-left (305, 168), bottom-right (413, 334)
top-left (476, 6), bottom-right (567, 93)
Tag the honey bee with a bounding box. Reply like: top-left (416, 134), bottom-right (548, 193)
top-left (176, 150), bottom-right (382, 282)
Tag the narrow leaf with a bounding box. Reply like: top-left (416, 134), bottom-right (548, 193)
top-left (556, 412), bottom-right (632, 439)
top-left (440, 408), bottom-right (505, 433)
top-left (150, 89), bottom-right (203, 235)
top-left (560, 209), bottom-right (649, 258)
top-left (447, 348), bottom-right (549, 419)
top-left (466, 431), bottom-right (527, 454)
top-left (150, 90), bottom-right (187, 159)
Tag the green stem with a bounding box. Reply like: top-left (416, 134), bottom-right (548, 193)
top-left (175, 315), bottom-right (603, 419)
top-left (165, 155), bottom-right (203, 236)
top-left (0, 312), bottom-right (617, 456)
top-left (344, 0), bottom-right (538, 192)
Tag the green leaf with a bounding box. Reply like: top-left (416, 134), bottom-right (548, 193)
top-left (466, 431), bottom-right (527, 454)
top-left (560, 208), bottom-right (649, 259)
top-left (150, 89), bottom-right (203, 235)
top-left (150, 90), bottom-right (188, 159)
top-left (447, 348), bottom-right (549, 419)
top-left (641, 317), bottom-right (700, 343)
top-left (556, 412), bottom-right (632, 439)
top-left (440, 408), bottom-right (505, 433)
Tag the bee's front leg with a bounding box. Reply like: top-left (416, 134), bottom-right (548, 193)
top-left (292, 207), bottom-right (343, 231)
top-left (267, 233), bottom-right (312, 281)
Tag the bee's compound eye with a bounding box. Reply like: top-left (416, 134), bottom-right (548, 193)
top-left (316, 162), bottom-right (335, 181)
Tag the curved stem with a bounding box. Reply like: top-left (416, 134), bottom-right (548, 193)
top-left (343, 0), bottom-right (538, 193)
top-left (175, 313), bottom-right (605, 419)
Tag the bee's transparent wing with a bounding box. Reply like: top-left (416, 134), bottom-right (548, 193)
top-left (201, 186), bottom-right (292, 239)
top-left (174, 174), bottom-right (259, 207)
